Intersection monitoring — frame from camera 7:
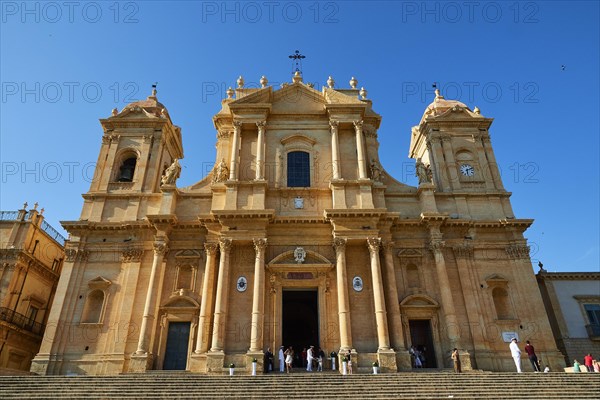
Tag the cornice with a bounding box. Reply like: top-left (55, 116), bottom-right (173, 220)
top-left (61, 220), bottom-right (151, 232)
top-left (324, 208), bottom-right (387, 219)
top-left (537, 272), bottom-right (600, 281)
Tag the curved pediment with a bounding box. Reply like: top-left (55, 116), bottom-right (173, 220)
top-left (280, 134), bottom-right (317, 147)
top-left (268, 249), bottom-right (332, 266)
top-left (485, 273), bottom-right (508, 282)
top-left (162, 295), bottom-right (199, 309)
top-left (400, 294), bottom-right (439, 308)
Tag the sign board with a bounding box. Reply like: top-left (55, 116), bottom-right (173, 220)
top-left (502, 331), bottom-right (519, 343)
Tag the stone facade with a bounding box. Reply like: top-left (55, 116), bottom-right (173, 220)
top-left (536, 270), bottom-right (600, 365)
top-left (31, 74), bottom-right (565, 375)
top-left (0, 205), bottom-right (65, 373)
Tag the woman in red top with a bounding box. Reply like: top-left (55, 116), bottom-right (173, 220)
top-left (584, 354), bottom-right (594, 372)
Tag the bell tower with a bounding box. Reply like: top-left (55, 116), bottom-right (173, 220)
top-left (409, 89), bottom-right (515, 220)
top-left (87, 88), bottom-right (183, 195)
top-left (409, 90), bottom-right (505, 193)
top-left (81, 88), bottom-right (184, 221)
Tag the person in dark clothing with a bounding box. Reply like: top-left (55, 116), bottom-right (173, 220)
top-left (524, 341), bottom-right (541, 372)
top-left (264, 348), bottom-right (274, 373)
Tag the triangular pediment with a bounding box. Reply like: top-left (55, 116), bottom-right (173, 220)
top-left (323, 87), bottom-right (365, 105)
top-left (88, 276), bottom-right (111, 290)
top-left (113, 106), bottom-right (161, 120)
top-left (271, 83), bottom-right (327, 114)
top-left (431, 106), bottom-right (482, 121)
top-left (230, 87), bottom-right (273, 105)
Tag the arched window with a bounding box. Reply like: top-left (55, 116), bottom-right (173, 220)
top-left (118, 157), bottom-right (137, 182)
top-left (81, 290), bottom-right (105, 323)
top-left (406, 264), bottom-right (420, 288)
top-left (492, 287), bottom-right (513, 320)
top-left (287, 151), bottom-right (310, 187)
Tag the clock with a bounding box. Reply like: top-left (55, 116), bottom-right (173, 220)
top-left (460, 164), bottom-right (474, 177)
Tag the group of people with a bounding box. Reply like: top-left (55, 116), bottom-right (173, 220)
top-left (271, 345), bottom-right (326, 373)
top-left (573, 353), bottom-right (600, 372)
top-left (409, 345), bottom-right (427, 368)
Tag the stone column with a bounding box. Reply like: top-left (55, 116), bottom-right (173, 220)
top-left (255, 121), bottom-right (266, 180)
top-left (195, 242), bottom-right (218, 353)
top-left (353, 120), bottom-right (367, 179)
top-left (333, 237), bottom-right (352, 350)
top-left (330, 120), bottom-right (341, 179)
top-left (382, 241), bottom-right (405, 351)
top-left (249, 238), bottom-right (267, 351)
top-left (480, 133), bottom-right (504, 190)
top-left (135, 240), bottom-right (168, 354)
top-left (210, 238), bottom-right (232, 351)
top-left (428, 137), bottom-right (450, 191)
top-left (428, 231), bottom-right (459, 348)
top-left (440, 136), bottom-right (458, 190)
top-left (229, 121), bottom-right (242, 180)
top-left (367, 238), bottom-right (391, 350)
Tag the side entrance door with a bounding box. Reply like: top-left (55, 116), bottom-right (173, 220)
top-left (163, 321), bottom-right (191, 370)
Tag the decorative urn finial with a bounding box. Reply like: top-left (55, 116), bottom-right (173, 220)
top-left (292, 71), bottom-right (302, 83)
top-left (111, 108), bottom-right (118, 116)
top-left (434, 89), bottom-right (443, 99)
top-left (359, 87), bottom-right (367, 99)
top-left (327, 76), bottom-right (335, 88)
top-left (260, 75), bottom-right (268, 88)
top-left (226, 87), bottom-right (234, 99)
top-left (237, 76), bottom-right (245, 88)
top-left (474, 106), bottom-right (481, 115)
top-left (349, 77), bottom-right (358, 89)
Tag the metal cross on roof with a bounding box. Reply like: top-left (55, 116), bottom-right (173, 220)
top-left (289, 50), bottom-right (306, 74)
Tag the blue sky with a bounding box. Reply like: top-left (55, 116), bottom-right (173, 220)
top-left (1, 1), bottom-right (599, 272)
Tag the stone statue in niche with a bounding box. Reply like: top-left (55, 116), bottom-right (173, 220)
top-left (416, 158), bottom-right (432, 184)
top-left (370, 158), bottom-right (384, 182)
top-left (161, 159), bottom-right (181, 186)
top-left (212, 158), bottom-right (229, 183)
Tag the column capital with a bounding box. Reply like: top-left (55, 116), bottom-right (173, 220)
top-left (428, 239), bottom-right (445, 253)
top-left (353, 120), bottom-right (363, 130)
top-left (329, 119), bottom-right (339, 129)
top-left (253, 238), bottom-right (268, 253)
top-left (367, 237), bottom-right (381, 253)
top-left (219, 238), bottom-right (233, 254)
top-left (256, 120), bottom-right (266, 128)
top-left (153, 242), bottom-right (169, 256)
top-left (233, 120), bottom-right (242, 128)
top-left (333, 237), bottom-right (347, 253)
top-left (204, 242), bottom-right (218, 256)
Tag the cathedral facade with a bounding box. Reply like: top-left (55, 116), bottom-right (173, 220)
top-left (31, 72), bottom-right (565, 375)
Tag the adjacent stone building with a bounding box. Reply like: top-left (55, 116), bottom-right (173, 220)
top-left (31, 72), bottom-right (565, 375)
top-left (0, 204), bottom-right (65, 373)
top-left (536, 269), bottom-right (600, 365)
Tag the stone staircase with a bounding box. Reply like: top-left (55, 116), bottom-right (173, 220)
top-left (1, 371), bottom-right (600, 399)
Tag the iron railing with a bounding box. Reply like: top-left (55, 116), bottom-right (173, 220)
top-left (41, 220), bottom-right (66, 245)
top-left (0, 211), bottom-right (19, 221)
top-left (0, 307), bottom-right (45, 336)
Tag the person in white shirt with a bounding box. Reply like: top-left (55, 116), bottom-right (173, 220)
top-left (509, 338), bottom-right (522, 373)
top-left (306, 346), bottom-right (314, 372)
top-left (278, 346), bottom-right (285, 372)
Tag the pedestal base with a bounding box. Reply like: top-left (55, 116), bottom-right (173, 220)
top-left (206, 351), bottom-right (225, 374)
top-left (188, 353), bottom-right (207, 373)
top-left (128, 353), bottom-right (154, 373)
top-left (392, 350), bottom-right (410, 371)
top-left (459, 350), bottom-right (472, 371)
top-left (246, 351), bottom-right (264, 374)
top-left (377, 349), bottom-right (397, 373)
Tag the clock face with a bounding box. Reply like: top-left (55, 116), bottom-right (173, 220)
top-left (460, 164), bottom-right (475, 177)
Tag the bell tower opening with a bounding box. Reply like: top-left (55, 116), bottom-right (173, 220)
top-left (282, 289), bottom-right (319, 367)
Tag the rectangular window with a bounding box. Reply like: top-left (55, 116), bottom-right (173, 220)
top-left (585, 304), bottom-right (600, 325)
top-left (287, 151), bottom-right (310, 187)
